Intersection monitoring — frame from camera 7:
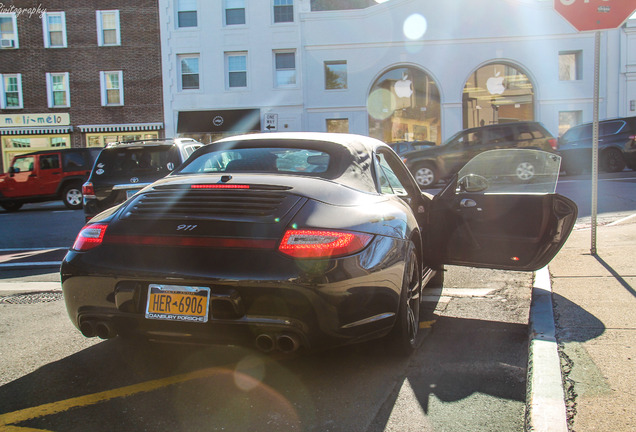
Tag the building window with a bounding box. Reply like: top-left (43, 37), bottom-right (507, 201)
top-left (558, 111), bottom-right (582, 137)
top-left (225, 0), bottom-right (245, 25)
top-left (273, 0), bottom-right (294, 23)
top-left (0, 74), bottom-right (23, 109)
top-left (42, 12), bottom-right (67, 48)
top-left (100, 71), bottom-right (124, 106)
top-left (46, 72), bottom-right (70, 108)
top-left (227, 53), bottom-right (247, 88)
top-left (275, 51), bottom-right (296, 87)
top-left (559, 51), bottom-right (582, 81)
top-left (177, 0), bottom-right (198, 28)
top-left (86, 132), bottom-right (158, 148)
top-left (178, 55), bottom-right (200, 90)
top-left (96, 10), bottom-right (121, 46)
top-left (325, 61), bottom-right (347, 89)
top-left (0, 13), bottom-right (18, 48)
top-left (326, 119), bottom-right (349, 133)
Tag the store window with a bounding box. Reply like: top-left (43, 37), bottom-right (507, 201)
top-left (274, 51), bottom-right (296, 87)
top-left (179, 55), bottom-right (200, 90)
top-left (0, 13), bottom-right (18, 48)
top-left (368, 66), bottom-right (441, 144)
top-left (559, 111), bottom-right (582, 137)
top-left (42, 12), bottom-right (67, 48)
top-left (559, 51), bottom-right (582, 81)
top-left (325, 61), bottom-right (347, 90)
top-left (462, 62), bottom-right (535, 129)
top-left (273, 0), bottom-right (293, 23)
top-left (100, 71), bottom-right (124, 106)
top-left (96, 10), bottom-right (121, 46)
top-left (0, 73), bottom-right (22, 109)
top-left (1, 135), bottom-right (70, 171)
top-left (225, 0), bottom-right (245, 25)
top-left (326, 119), bottom-right (349, 133)
top-left (46, 72), bottom-right (70, 108)
top-left (85, 132), bottom-right (159, 148)
top-left (178, 0), bottom-right (198, 27)
top-left (226, 52), bottom-right (247, 89)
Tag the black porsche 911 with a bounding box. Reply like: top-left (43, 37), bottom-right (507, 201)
top-left (61, 132), bottom-right (577, 355)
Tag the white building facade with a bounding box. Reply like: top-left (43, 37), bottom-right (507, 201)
top-left (158, 0), bottom-right (636, 144)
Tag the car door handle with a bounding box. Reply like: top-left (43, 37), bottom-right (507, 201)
top-left (460, 199), bottom-right (477, 208)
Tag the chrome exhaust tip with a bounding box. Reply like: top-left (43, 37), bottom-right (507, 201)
top-left (255, 333), bottom-right (275, 353)
top-left (95, 321), bottom-right (117, 339)
top-left (276, 333), bottom-right (300, 353)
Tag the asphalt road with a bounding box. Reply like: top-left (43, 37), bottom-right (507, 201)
top-left (0, 170), bottom-right (634, 431)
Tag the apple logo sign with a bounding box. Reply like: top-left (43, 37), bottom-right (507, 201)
top-left (486, 72), bottom-right (505, 95)
top-left (394, 75), bottom-right (413, 98)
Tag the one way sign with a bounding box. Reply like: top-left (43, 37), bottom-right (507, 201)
top-left (264, 113), bottom-right (278, 131)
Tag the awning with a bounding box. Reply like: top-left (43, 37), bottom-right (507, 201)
top-left (0, 126), bottom-right (73, 135)
top-left (77, 123), bottom-right (164, 133)
top-left (177, 109), bottom-right (261, 133)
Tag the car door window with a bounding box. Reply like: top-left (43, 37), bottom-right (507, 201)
top-left (13, 156), bottom-right (34, 173)
top-left (40, 154), bottom-right (60, 170)
top-left (600, 121), bottom-right (624, 136)
top-left (376, 152), bottom-right (410, 195)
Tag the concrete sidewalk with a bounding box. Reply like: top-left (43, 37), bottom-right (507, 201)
top-left (549, 217), bottom-right (636, 431)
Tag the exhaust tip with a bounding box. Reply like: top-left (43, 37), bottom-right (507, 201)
top-left (255, 334), bottom-right (275, 353)
top-left (276, 333), bottom-right (300, 353)
top-left (80, 321), bottom-right (96, 338)
top-left (95, 321), bottom-right (117, 339)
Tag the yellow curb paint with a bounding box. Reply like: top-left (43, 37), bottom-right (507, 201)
top-left (0, 368), bottom-right (219, 428)
top-left (1, 426), bottom-right (53, 432)
top-left (419, 320), bottom-right (436, 329)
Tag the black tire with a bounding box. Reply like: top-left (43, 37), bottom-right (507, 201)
top-left (413, 162), bottom-right (438, 188)
top-left (62, 183), bottom-right (83, 210)
top-left (1, 201), bottom-right (23, 212)
top-left (514, 160), bottom-right (536, 183)
top-left (601, 148), bottom-right (625, 173)
top-left (388, 242), bottom-right (422, 356)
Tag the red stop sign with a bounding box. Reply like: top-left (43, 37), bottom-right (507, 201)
top-left (554, 0), bottom-right (636, 32)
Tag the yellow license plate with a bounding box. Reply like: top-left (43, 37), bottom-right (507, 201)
top-left (145, 284), bottom-right (210, 323)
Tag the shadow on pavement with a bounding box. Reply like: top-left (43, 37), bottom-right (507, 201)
top-left (594, 254), bottom-right (635, 298)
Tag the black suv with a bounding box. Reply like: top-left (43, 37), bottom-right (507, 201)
top-left (0, 148), bottom-right (100, 211)
top-left (558, 116), bottom-right (636, 175)
top-left (401, 121), bottom-right (557, 187)
top-left (82, 138), bottom-right (204, 221)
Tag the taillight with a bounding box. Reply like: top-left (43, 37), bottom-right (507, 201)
top-left (548, 138), bottom-right (558, 150)
top-left (72, 223), bottom-right (108, 251)
top-left (191, 184), bottom-right (250, 189)
top-left (278, 229), bottom-right (373, 259)
top-left (82, 182), bottom-right (95, 198)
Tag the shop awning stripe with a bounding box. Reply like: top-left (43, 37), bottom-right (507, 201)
top-left (0, 126), bottom-right (73, 135)
top-left (77, 123), bottom-right (164, 132)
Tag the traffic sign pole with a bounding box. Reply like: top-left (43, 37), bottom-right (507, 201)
top-left (590, 31), bottom-right (600, 256)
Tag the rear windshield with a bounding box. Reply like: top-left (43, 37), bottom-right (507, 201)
top-left (177, 147), bottom-right (331, 175)
top-left (93, 146), bottom-right (181, 179)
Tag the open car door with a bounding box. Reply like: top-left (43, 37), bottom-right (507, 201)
top-left (430, 149), bottom-right (577, 271)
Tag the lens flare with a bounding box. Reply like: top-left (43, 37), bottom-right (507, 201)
top-left (403, 14), bottom-right (427, 40)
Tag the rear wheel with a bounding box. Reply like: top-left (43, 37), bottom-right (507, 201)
top-left (601, 148), bottom-right (625, 173)
top-left (414, 163), bottom-right (437, 188)
top-left (1, 201), bottom-right (22, 212)
top-left (388, 242), bottom-right (422, 356)
top-left (62, 183), bottom-right (83, 209)
top-left (515, 160), bottom-right (536, 182)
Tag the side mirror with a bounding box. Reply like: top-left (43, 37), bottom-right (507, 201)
top-left (8, 167), bottom-right (18, 176)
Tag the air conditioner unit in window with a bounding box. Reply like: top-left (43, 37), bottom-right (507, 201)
top-left (0, 39), bottom-right (15, 48)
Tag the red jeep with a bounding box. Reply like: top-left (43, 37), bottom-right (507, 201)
top-left (0, 148), bottom-right (100, 212)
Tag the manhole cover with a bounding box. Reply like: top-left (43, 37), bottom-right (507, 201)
top-left (0, 291), bottom-right (64, 304)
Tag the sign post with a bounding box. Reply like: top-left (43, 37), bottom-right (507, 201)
top-left (553, 0), bottom-right (636, 255)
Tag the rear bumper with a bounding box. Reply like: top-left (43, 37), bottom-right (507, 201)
top-left (61, 235), bottom-right (408, 351)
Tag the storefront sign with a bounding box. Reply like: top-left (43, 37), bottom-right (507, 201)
top-left (177, 109), bottom-right (261, 133)
top-left (0, 113), bottom-right (70, 127)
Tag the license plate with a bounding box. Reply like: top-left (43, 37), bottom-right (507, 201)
top-left (126, 189), bottom-right (140, 199)
top-left (145, 284), bottom-right (210, 323)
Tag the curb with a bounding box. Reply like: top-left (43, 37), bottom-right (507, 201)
top-left (526, 266), bottom-right (568, 431)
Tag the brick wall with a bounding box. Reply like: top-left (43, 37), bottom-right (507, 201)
top-left (0, 0), bottom-right (164, 148)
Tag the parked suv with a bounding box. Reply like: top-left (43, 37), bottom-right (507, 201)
top-left (401, 121), bottom-right (557, 188)
top-left (558, 116), bottom-right (636, 175)
top-left (82, 138), bottom-right (204, 221)
top-left (0, 148), bottom-right (100, 211)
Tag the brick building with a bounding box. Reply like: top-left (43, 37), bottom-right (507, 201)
top-left (0, 0), bottom-right (164, 171)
